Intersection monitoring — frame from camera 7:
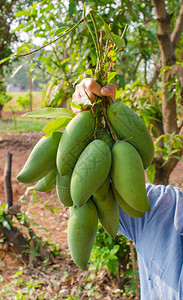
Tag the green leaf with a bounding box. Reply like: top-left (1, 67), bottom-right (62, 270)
top-left (24, 25), bottom-right (34, 32)
top-left (15, 10), bottom-right (31, 17)
top-left (3, 220), bottom-right (11, 230)
top-left (108, 49), bottom-right (117, 62)
top-left (49, 207), bottom-right (55, 214)
top-left (52, 26), bottom-right (70, 37)
top-left (103, 22), bottom-right (112, 36)
top-left (16, 43), bottom-right (30, 54)
top-left (22, 107), bottom-right (75, 119)
top-left (107, 72), bottom-right (117, 83)
top-left (0, 56), bottom-right (12, 65)
top-left (146, 163), bottom-right (155, 184)
top-left (42, 117), bottom-right (72, 137)
top-left (110, 32), bottom-right (125, 49)
top-left (171, 156), bottom-right (183, 162)
top-left (40, 3), bottom-right (54, 13)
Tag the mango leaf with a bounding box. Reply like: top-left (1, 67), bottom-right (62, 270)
top-left (22, 107), bottom-right (75, 119)
top-left (108, 49), bottom-right (117, 62)
top-left (24, 25), bottom-right (34, 33)
top-left (110, 32), bottom-right (125, 49)
top-left (103, 21), bottom-right (125, 49)
top-left (103, 22), bottom-right (112, 36)
top-left (107, 72), bottom-right (117, 83)
top-left (146, 163), bottom-right (155, 184)
top-left (42, 117), bottom-right (72, 137)
top-left (52, 26), bottom-right (70, 37)
top-left (15, 10), bottom-right (31, 17)
top-left (0, 56), bottom-right (12, 65)
top-left (40, 3), bottom-right (54, 13)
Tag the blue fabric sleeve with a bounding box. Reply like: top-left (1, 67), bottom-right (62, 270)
top-left (118, 183), bottom-right (183, 245)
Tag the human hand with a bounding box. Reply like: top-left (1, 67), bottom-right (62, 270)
top-left (72, 78), bottom-right (116, 114)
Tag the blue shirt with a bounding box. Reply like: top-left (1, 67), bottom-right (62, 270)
top-left (118, 184), bottom-right (183, 300)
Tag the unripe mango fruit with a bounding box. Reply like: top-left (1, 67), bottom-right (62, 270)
top-left (68, 199), bottom-right (98, 270)
top-left (107, 102), bottom-right (154, 169)
top-left (56, 172), bottom-right (73, 207)
top-left (56, 110), bottom-right (95, 176)
top-left (96, 129), bottom-right (114, 150)
top-left (34, 168), bottom-right (57, 192)
top-left (112, 184), bottom-right (144, 218)
top-left (71, 139), bottom-right (111, 207)
top-left (17, 132), bottom-right (62, 183)
top-left (93, 175), bottom-right (110, 202)
top-left (111, 141), bottom-right (151, 212)
top-left (93, 185), bottom-right (119, 238)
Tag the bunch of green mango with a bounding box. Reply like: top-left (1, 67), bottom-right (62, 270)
top-left (17, 102), bottom-right (154, 270)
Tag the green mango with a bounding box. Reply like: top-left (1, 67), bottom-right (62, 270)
top-left (96, 129), bottom-right (114, 150)
top-left (111, 141), bottom-right (151, 212)
top-left (71, 139), bottom-right (111, 207)
top-left (112, 184), bottom-right (144, 218)
top-left (93, 175), bottom-right (110, 202)
top-left (68, 199), bottom-right (98, 270)
top-left (56, 110), bottom-right (95, 176)
top-left (93, 185), bottom-right (119, 239)
top-left (34, 168), bottom-right (57, 192)
top-left (17, 131), bottom-right (62, 183)
top-left (56, 172), bottom-right (73, 207)
top-left (107, 102), bottom-right (154, 169)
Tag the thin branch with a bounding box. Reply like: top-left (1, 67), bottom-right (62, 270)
top-left (15, 18), bottom-right (85, 57)
top-left (132, 54), bottom-right (142, 82)
top-left (144, 59), bottom-right (147, 85)
top-left (171, 1), bottom-right (183, 50)
top-left (148, 65), bottom-right (161, 88)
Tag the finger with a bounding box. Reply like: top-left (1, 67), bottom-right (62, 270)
top-left (83, 78), bottom-right (103, 97)
top-left (84, 90), bottom-right (96, 103)
top-left (72, 90), bottom-right (83, 103)
top-left (72, 89), bottom-right (96, 104)
top-left (101, 83), bottom-right (116, 101)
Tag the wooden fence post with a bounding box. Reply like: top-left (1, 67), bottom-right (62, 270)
top-left (4, 151), bottom-right (13, 207)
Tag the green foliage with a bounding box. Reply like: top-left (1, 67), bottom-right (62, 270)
top-left (155, 134), bottom-right (183, 166)
top-left (0, 117), bottom-right (48, 133)
top-left (0, 267), bottom-right (46, 299)
top-left (90, 224), bottom-right (131, 276)
top-left (0, 81), bottom-right (12, 107)
top-left (16, 92), bottom-right (31, 109)
top-left (0, 203), bottom-right (12, 231)
top-left (23, 107), bottom-right (75, 136)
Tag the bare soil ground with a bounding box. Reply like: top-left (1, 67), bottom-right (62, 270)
top-left (0, 110), bottom-right (182, 299)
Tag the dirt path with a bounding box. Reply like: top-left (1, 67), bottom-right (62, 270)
top-left (0, 128), bottom-right (182, 299)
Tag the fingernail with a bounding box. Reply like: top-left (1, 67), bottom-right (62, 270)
top-left (102, 86), bottom-right (110, 94)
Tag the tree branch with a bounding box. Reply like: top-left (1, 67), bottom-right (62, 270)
top-left (148, 65), bottom-right (161, 88)
top-left (171, 0), bottom-right (183, 50)
top-left (132, 54), bottom-right (143, 82)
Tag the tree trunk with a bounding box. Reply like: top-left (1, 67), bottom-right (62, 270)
top-left (151, 0), bottom-right (183, 184)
